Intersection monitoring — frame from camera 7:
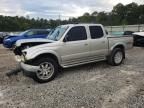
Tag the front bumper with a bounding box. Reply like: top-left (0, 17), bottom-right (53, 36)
top-left (15, 55), bottom-right (39, 73)
top-left (20, 62), bottom-right (39, 73)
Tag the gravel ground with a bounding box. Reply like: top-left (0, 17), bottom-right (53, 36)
top-left (0, 45), bottom-right (144, 108)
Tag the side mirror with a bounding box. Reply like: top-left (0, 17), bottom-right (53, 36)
top-left (63, 35), bottom-right (68, 42)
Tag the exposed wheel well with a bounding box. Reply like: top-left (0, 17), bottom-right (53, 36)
top-left (33, 53), bottom-right (59, 65)
top-left (114, 45), bottom-right (125, 50)
top-left (113, 45), bottom-right (125, 58)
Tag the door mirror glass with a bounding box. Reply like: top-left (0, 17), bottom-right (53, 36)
top-left (63, 35), bottom-right (68, 42)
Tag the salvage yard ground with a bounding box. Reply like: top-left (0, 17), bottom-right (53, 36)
top-left (0, 45), bottom-right (144, 108)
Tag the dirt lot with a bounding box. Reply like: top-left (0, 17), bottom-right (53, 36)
top-left (0, 45), bottom-right (144, 108)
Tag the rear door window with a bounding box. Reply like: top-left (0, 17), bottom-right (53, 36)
top-left (89, 26), bottom-right (104, 39)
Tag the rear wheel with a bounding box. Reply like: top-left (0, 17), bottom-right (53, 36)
top-left (107, 48), bottom-right (125, 66)
top-left (32, 57), bottom-right (58, 83)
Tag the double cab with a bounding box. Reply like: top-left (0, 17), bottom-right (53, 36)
top-left (13, 24), bottom-right (133, 83)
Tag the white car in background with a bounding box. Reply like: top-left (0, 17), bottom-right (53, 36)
top-left (133, 32), bottom-right (144, 47)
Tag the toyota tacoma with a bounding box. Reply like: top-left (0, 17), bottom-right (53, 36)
top-left (13, 24), bottom-right (133, 83)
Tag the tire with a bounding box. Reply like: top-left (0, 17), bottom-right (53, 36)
top-left (32, 57), bottom-right (58, 83)
top-left (107, 48), bottom-right (125, 66)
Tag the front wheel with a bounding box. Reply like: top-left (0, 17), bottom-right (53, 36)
top-left (107, 48), bottom-right (125, 66)
top-left (32, 57), bottom-right (58, 83)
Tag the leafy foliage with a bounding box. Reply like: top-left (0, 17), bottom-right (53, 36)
top-left (0, 2), bottom-right (144, 31)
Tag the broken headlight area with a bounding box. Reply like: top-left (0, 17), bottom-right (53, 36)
top-left (22, 51), bottom-right (27, 56)
top-left (15, 55), bottom-right (25, 62)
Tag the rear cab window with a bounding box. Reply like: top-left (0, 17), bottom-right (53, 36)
top-left (89, 26), bottom-right (104, 39)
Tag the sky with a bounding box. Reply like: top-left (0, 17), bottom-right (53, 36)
top-left (0, 0), bottom-right (143, 20)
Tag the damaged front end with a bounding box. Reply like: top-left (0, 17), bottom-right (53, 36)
top-left (13, 46), bottom-right (26, 62)
top-left (13, 39), bottom-right (54, 74)
top-left (13, 46), bottom-right (40, 74)
top-left (13, 40), bottom-right (52, 61)
top-left (13, 44), bottom-right (48, 73)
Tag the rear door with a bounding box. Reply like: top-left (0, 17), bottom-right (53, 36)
top-left (89, 26), bottom-right (108, 60)
top-left (60, 26), bottom-right (90, 66)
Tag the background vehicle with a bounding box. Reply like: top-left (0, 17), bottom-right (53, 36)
top-left (0, 32), bottom-right (7, 44)
top-left (13, 24), bottom-right (133, 83)
top-left (111, 31), bottom-right (134, 36)
top-left (133, 32), bottom-right (144, 47)
top-left (3, 29), bottom-right (50, 48)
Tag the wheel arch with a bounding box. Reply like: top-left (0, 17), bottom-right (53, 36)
top-left (32, 53), bottom-right (61, 66)
top-left (111, 43), bottom-right (125, 50)
top-left (114, 45), bottom-right (125, 50)
top-left (110, 44), bottom-right (125, 58)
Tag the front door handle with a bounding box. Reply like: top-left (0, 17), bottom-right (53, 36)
top-left (84, 43), bottom-right (88, 46)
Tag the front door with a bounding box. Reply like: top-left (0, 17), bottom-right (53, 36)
top-left (60, 26), bottom-right (90, 66)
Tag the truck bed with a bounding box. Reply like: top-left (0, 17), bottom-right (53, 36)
top-left (107, 35), bottom-right (133, 50)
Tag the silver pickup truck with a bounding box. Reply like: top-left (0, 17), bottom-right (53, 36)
top-left (13, 24), bottom-right (133, 83)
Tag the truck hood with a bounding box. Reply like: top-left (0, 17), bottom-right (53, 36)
top-left (5, 35), bottom-right (20, 39)
top-left (5, 35), bottom-right (22, 41)
top-left (16, 38), bottom-right (54, 47)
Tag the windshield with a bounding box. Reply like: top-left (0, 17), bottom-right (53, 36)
top-left (47, 26), bottom-right (68, 41)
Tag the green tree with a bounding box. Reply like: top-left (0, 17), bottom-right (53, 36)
top-left (0, 2), bottom-right (144, 31)
top-left (112, 3), bottom-right (126, 24)
top-left (125, 2), bottom-right (139, 24)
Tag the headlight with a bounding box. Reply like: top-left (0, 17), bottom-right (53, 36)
top-left (15, 55), bottom-right (25, 62)
top-left (21, 55), bottom-right (25, 62)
